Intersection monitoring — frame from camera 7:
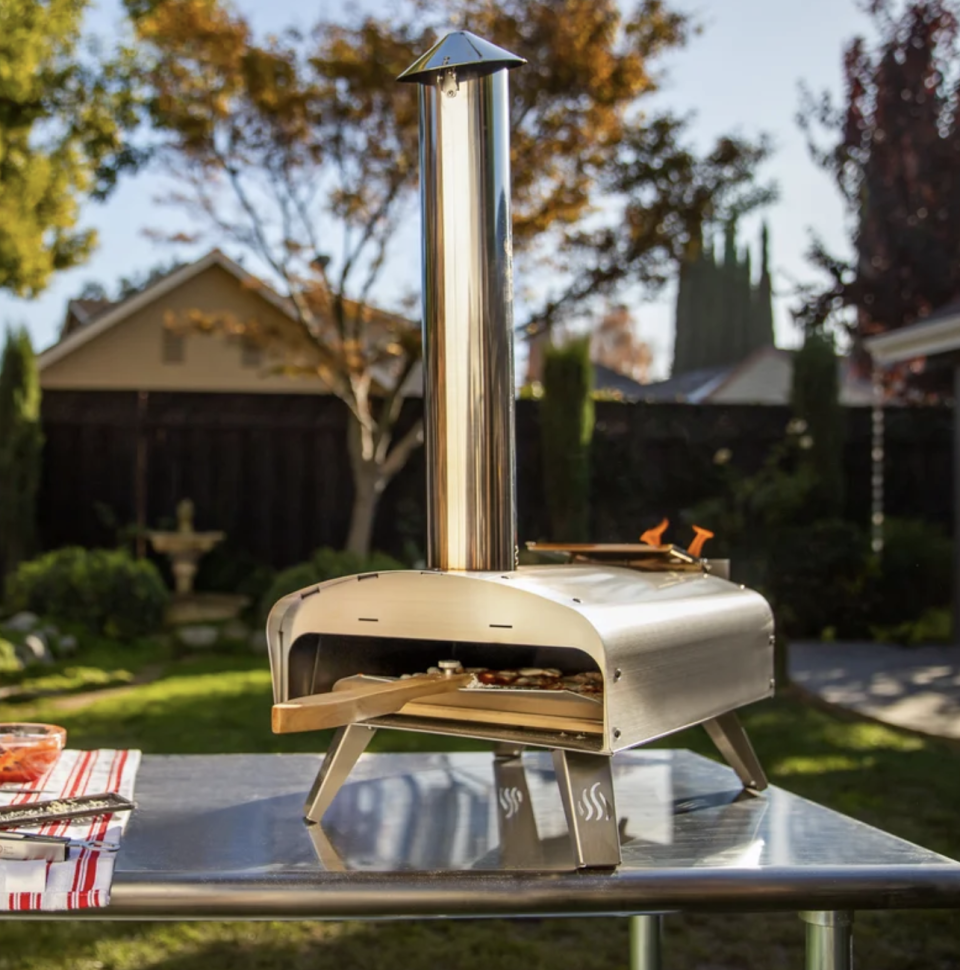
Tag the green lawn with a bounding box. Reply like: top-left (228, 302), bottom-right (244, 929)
top-left (2, 652), bottom-right (959, 970)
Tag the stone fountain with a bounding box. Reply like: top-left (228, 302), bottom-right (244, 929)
top-left (148, 499), bottom-right (224, 596)
top-left (148, 500), bottom-right (245, 625)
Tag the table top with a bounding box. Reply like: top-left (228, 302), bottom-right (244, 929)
top-left (24, 750), bottom-right (960, 919)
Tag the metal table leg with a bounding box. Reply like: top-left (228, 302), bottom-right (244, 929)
top-left (629, 915), bottom-right (662, 970)
top-left (800, 911), bottom-right (853, 970)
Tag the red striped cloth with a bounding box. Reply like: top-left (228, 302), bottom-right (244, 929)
top-left (0, 749), bottom-right (141, 911)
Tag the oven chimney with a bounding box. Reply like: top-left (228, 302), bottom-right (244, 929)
top-left (399, 32), bottom-right (525, 572)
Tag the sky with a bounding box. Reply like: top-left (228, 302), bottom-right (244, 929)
top-left (0, 0), bottom-right (872, 379)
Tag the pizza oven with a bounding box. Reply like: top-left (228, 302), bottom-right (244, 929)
top-left (266, 30), bottom-right (775, 869)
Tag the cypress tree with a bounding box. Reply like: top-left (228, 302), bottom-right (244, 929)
top-left (753, 221), bottom-right (775, 349)
top-left (791, 329), bottom-right (844, 517)
top-left (540, 335), bottom-right (594, 541)
top-left (672, 254), bottom-right (695, 375)
top-left (0, 327), bottom-right (44, 584)
top-left (715, 221), bottom-right (738, 369)
top-left (692, 236), bottom-right (718, 371)
top-left (736, 245), bottom-right (753, 362)
top-left (671, 222), bottom-right (777, 375)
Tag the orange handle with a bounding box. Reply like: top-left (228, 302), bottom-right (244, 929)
top-left (687, 525), bottom-right (714, 558)
top-left (640, 518), bottom-right (670, 547)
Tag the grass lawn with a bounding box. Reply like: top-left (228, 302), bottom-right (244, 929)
top-left (1, 651), bottom-right (959, 970)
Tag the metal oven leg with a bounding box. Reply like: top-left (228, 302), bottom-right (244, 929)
top-left (551, 750), bottom-right (622, 868)
top-left (303, 723), bottom-right (377, 824)
top-left (799, 911), bottom-right (853, 970)
top-left (492, 747), bottom-right (545, 867)
top-left (629, 915), bottom-right (662, 970)
top-left (702, 711), bottom-right (768, 791)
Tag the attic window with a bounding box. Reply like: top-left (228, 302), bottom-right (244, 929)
top-left (241, 339), bottom-right (262, 369)
top-left (162, 329), bottom-right (185, 364)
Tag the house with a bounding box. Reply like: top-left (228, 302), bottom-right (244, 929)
top-left (41, 249), bottom-right (339, 394)
top-left (635, 346), bottom-right (874, 406)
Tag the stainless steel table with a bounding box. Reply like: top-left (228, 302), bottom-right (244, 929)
top-left (7, 750), bottom-right (960, 970)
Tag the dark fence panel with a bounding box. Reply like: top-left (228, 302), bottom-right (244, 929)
top-left (38, 390), bottom-right (954, 568)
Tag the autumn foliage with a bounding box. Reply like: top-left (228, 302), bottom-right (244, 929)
top-left (126, 0), bottom-right (769, 552)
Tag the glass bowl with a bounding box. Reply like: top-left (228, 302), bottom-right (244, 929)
top-left (0, 723), bottom-right (67, 784)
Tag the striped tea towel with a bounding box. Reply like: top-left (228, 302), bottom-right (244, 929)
top-left (0, 748), bottom-right (141, 911)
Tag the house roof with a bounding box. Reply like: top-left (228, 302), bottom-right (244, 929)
top-left (637, 345), bottom-right (876, 406)
top-left (39, 250), bottom-right (300, 371)
top-left (636, 364), bottom-right (735, 403)
top-left (66, 297), bottom-right (113, 325)
top-left (865, 303), bottom-right (960, 364)
top-left (592, 362), bottom-right (648, 401)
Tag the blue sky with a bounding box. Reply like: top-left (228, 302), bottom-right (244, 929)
top-left (0, 0), bottom-right (871, 378)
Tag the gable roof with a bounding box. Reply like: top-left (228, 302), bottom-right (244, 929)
top-left (592, 362), bottom-right (649, 401)
top-left (637, 364), bottom-right (735, 403)
top-left (638, 345), bottom-right (876, 406)
top-left (39, 250), bottom-right (300, 371)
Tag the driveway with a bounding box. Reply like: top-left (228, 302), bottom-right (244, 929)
top-left (788, 641), bottom-right (960, 740)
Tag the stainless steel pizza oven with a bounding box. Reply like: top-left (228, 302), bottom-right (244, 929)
top-left (267, 31), bottom-right (775, 869)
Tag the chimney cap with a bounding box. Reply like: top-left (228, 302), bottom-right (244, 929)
top-left (397, 30), bottom-right (525, 84)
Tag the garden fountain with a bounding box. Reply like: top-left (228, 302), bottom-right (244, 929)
top-left (148, 499), bottom-right (224, 596)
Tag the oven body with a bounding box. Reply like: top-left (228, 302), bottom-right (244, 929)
top-left (268, 564), bottom-right (774, 755)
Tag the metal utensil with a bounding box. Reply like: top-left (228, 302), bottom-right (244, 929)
top-left (0, 791), bottom-right (136, 829)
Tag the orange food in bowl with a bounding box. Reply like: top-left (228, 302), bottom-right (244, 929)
top-left (0, 724), bottom-right (67, 784)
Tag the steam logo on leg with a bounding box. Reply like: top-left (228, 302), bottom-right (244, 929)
top-left (577, 782), bottom-right (612, 821)
top-left (498, 786), bottom-right (524, 819)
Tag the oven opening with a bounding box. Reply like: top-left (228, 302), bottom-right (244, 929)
top-left (286, 634), bottom-right (602, 699)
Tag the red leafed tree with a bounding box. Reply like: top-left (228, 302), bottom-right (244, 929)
top-left (590, 304), bottom-right (653, 384)
top-left (799, 0), bottom-right (960, 394)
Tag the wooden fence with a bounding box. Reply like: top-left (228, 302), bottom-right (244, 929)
top-left (38, 390), bottom-right (953, 568)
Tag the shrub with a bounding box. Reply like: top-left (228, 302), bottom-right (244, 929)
top-left (871, 518), bottom-right (952, 629)
top-left (4, 547), bottom-right (169, 638)
top-left (0, 327), bottom-right (43, 583)
top-left (258, 547), bottom-right (405, 624)
top-left (0, 637), bottom-right (19, 674)
top-left (765, 519), bottom-right (876, 640)
top-left (540, 336), bottom-right (594, 541)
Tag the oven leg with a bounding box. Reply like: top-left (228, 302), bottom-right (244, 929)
top-left (303, 723), bottom-right (377, 823)
top-left (629, 915), bottom-right (662, 970)
top-left (702, 711), bottom-right (768, 792)
top-left (799, 911), bottom-right (853, 970)
top-left (492, 748), bottom-right (544, 866)
top-left (552, 750), bottom-right (622, 868)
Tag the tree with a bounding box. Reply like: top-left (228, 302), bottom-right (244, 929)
top-left (127, 0), bottom-right (771, 552)
top-left (752, 222), bottom-right (775, 350)
top-left (0, 328), bottom-right (43, 584)
top-left (128, 0), bottom-right (423, 555)
top-left (77, 258), bottom-right (189, 304)
top-left (0, 0), bottom-right (141, 296)
top-left (540, 336), bottom-right (595, 541)
top-left (792, 329), bottom-right (844, 517)
top-left (590, 304), bottom-right (652, 383)
top-left (672, 222), bottom-right (776, 374)
top-left (798, 0), bottom-right (960, 390)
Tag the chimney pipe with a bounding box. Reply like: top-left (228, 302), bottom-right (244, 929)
top-left (399, 32), bottom-right (525, 573)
